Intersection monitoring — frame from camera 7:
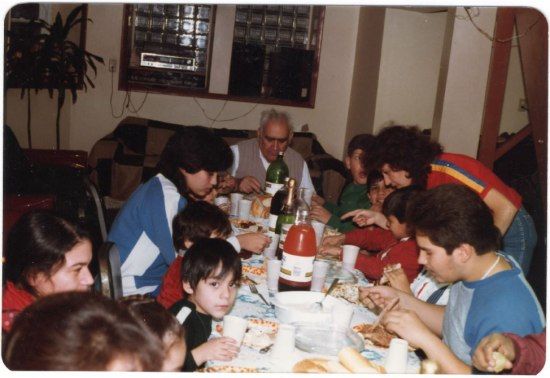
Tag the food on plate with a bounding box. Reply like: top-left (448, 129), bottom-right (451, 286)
top-left (242, 328), bottom-right (275, 349)
top-left (242, 265), bottom-right (266, 277)
top-left (379, 263), bottom-right (402, 285)
top-left (230, 218), bottom-right (265, 233)
top-left (353, 323), bottom-right (395, 348)
top-left (215, 317), bottom-right (279, 347)
top-left (353, 323), bottom-right (415, 351)
top-left (250, 194), bottom-right (272, 219)
top-left (330, 283), bottom-right (360, 304)
top-left (292, 358), bottom-right (351, 373)
top-left (338, 346), bottom-right (386, 373)
top-left (323, 227), bottom-right (342, 238)
top-left (199, 365), bottom-right (259, 373)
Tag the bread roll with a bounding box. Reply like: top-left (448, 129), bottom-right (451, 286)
top-left (292, 358), bottom-right (351, 373)
top-left (338, 347), bottom-right (386, 373)
top-left (250, 194), bottom-right (271, 218)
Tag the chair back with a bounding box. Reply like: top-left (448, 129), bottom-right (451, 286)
top-left (97, 242), bottom-right (123, 299)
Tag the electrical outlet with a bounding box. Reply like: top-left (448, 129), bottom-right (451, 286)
top-left (109, 58), bottom-right (117, 73)
top-left (519, 98), bottom-right (528, 111)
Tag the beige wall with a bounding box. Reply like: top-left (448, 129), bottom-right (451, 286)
top-left (436, 7), bottom-right (496, 157)
top-left (4, 5), bottom-right (531, 159)
top-left (373, 8), bottom-right (447, 133)
top-left (345, 7), bottom-right (385, 150)
top-left (6, 4), bottom-right (361, 159)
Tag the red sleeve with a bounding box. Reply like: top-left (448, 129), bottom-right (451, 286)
top-left (428, 153), bottom-right (522, 209)
top-left (505, 330), bottom-right (546, 375)
top-left (156, 255), bottom-right (185, 309)
top-left (344, 227), bottom-right (396, 251)
top-left (354, 239), bottom-right (420, 282)
top-left (380, 239), bottom-right (421, 283)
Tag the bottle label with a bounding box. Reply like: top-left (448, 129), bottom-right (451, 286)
top-left (265, 182), bottom-right (284, 196)
top-left (268, 213), bottom-right (279, 232)
top-left (280, 252), bottom-right (315, 283)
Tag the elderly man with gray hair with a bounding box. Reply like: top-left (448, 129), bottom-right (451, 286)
top-left (225, 109), bottom-right (314, 194)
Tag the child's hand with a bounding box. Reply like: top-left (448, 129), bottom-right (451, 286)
top-left (341, 209), bottom-right (388, 229)
top-left (192, 337), bottom-right (240, 365)
top-left (381, 309), bottom-right (433, 350)
top-left (318, 245), bottom-right (342, 257)
top-left (472, 333), bottom-right (515, 372)
top-left (311, 194), bottom-right (325, 206)
top-left (385, 268), bottom-right (412, 294)
top-left (310, 204), bottom-right (331, 224)
top-left (236, 233), bottom-right (270, 254)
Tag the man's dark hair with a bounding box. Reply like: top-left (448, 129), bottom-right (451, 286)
top-left (180, 238), bottom-right (242, 289)
top-left (156, 126), bottom-right (233, 195)
top-left (365, 126), bottom-right (443, 187)
top-left (382, 185), bottom-right (423, 222)
top-left (5, 210), bottom-right (91, 295)
top-left (5, 292), bottom-right (163, 371)
top-left (172, 201), bottom-right (232, 250)
top-left (406, 184), bottom-right (501, 255)
top-left (347, 133), bottom-right (375, 156)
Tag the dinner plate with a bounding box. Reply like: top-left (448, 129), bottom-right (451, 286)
top-left (293, 322), bottom-right (364, 356)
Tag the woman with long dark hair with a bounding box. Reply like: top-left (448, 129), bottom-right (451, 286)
top-left (2, 211), bottom-right (94, 332)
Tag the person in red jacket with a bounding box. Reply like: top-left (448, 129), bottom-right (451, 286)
top-left (320, 186), bottom-right (422, 283)
top-left (3, 211), bottom-right (95, 333)
top-left (472, 330), bottom-right (546, 375)
top-left (156, 201), bottom-right (232, 309)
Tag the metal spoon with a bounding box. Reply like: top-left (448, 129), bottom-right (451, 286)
top-left (309, 278), bottom-right (339, 311)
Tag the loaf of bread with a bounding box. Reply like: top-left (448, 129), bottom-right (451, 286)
top-left (292, 358), bottom-right (351, 373)
top-left (338, 347), bottom-right (386, 373)
top-left (250, 194), bottom-right (271, 218)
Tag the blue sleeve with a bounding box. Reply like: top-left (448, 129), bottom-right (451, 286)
top-left (140, 180), bottom-right (187, 266)
top-left (465, 283), bottom-right (545, 355)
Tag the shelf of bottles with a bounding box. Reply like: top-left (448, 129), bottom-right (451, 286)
top-left (125, 3), bottom-right (214, 90)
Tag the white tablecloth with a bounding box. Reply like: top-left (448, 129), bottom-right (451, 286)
top-left (206, 255), bottom-right (421, 373)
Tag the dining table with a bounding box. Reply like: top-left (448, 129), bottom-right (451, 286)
top-left (204, 253), bottom-right (422, 373)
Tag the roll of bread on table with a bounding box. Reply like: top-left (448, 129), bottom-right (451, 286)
top-left (338, 347), bottom-right (386, 373)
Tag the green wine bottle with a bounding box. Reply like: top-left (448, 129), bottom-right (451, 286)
top-left (265, 151), bottom-right (289, 196)
top-left (275, 178), bottom-right (296, 258)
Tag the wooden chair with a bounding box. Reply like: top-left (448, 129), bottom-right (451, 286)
top-left (96, 241), bottom-right (123, 300)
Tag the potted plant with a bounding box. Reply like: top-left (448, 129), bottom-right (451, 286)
top-left (5, 5), bottom-right (104, 149)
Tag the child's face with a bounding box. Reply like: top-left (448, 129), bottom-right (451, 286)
top-left (381, 164), bottom-right (412, 188)
top-left (180, 168), bottom-right (218, 199)
top-left (386, 215), bottom-right (409, 240)
top-left (416, 234), bottom-right (458, 284)
top-left (162, 336), bottom-right (186, 372)
top-left (368, 180), bottom-right (394, 208)
top-left (345, 149), bottom-right (367, 185)
top-left (184, 264), bottom-right (238, 319)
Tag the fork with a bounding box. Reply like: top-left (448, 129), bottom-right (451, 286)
top-left (249, 283), bottom-right (273, 308)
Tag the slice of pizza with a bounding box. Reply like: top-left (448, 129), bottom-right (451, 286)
top-left (352, 323), bottom-right (395, 348)
top-left (330, 283), bottom-right (359, 304)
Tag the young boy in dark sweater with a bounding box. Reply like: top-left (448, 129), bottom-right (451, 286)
top-left (169, 238), bottom-right (242, 371)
